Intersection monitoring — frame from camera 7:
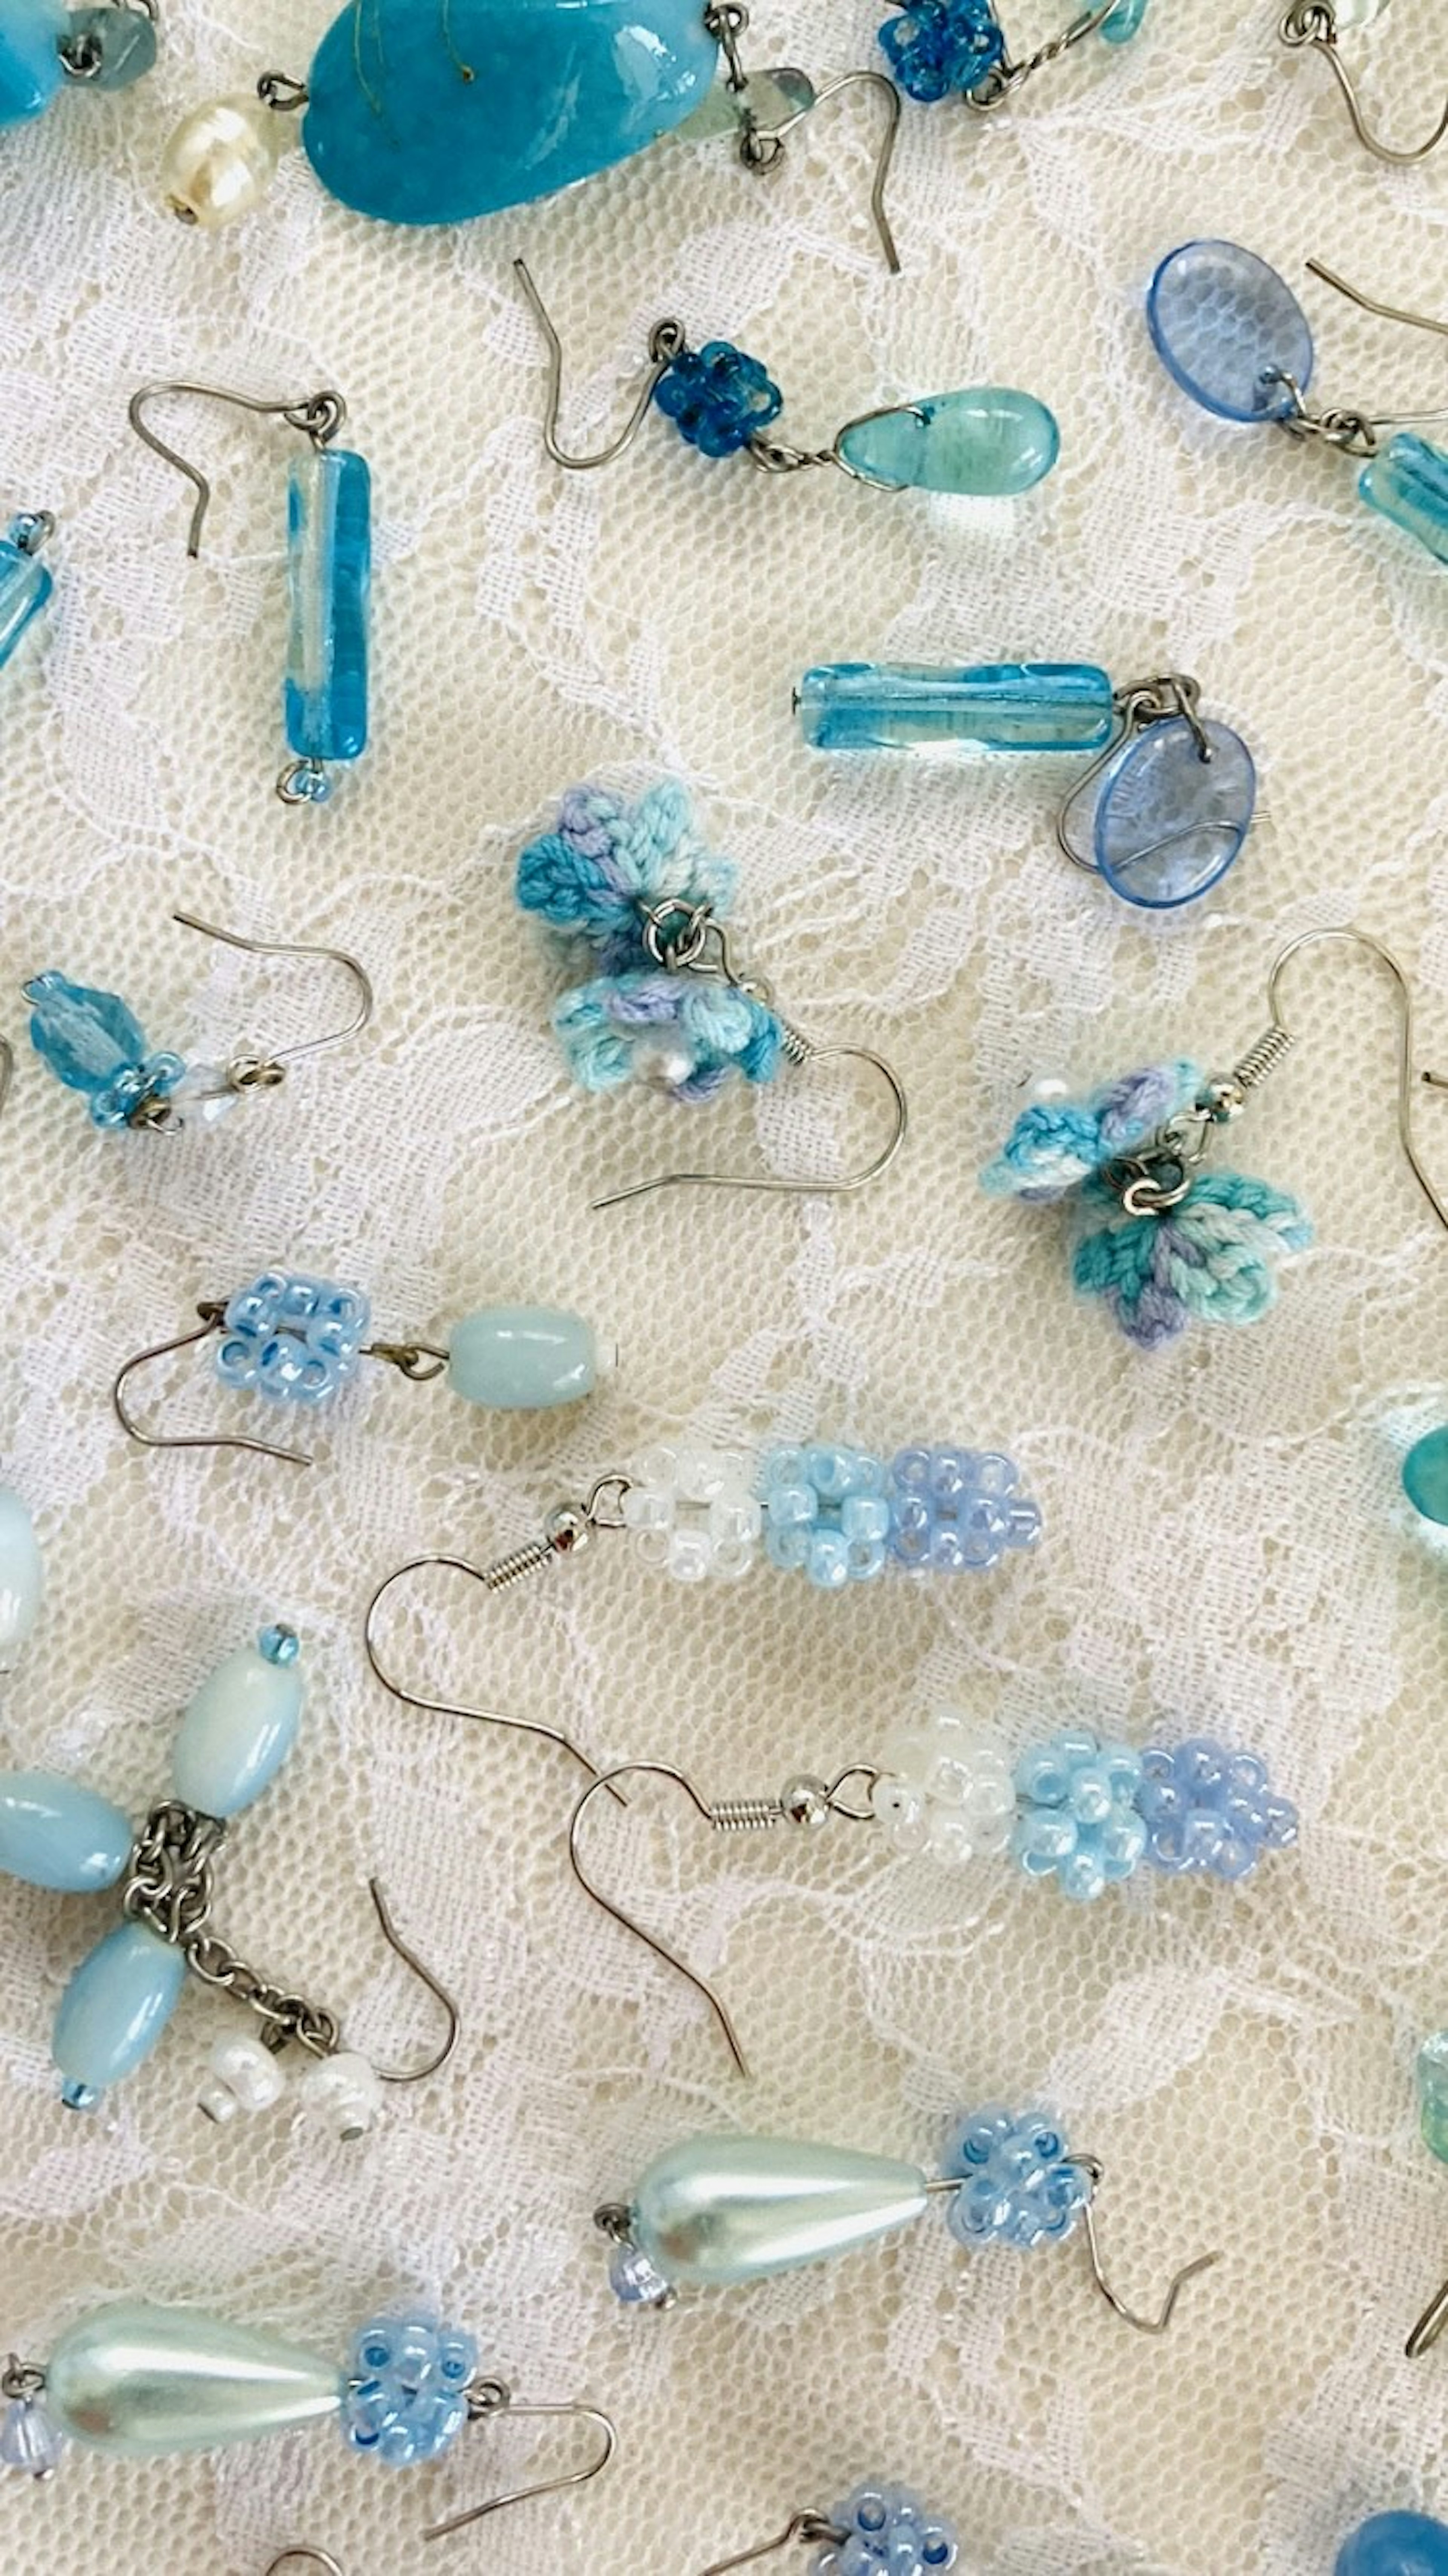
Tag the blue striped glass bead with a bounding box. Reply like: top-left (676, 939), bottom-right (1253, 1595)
top-left (796, 661), bottom-right (1115, 755)
top-left (1359, 434), bottom-right (1448, 569)
top-left (1147, 240), bottom-right (1312, 424)
top-left (818, 2483), bottom-right (958, 2574)
top-left (941, 2105), bottom-right (1089, 2249)
top-left (215, 1271), bottom-right (371, 1407)
top-left (341, 2315), bottom-right (476, 2466)
top-left (0, 514), bottom-right (52, 664)
top-left (286, 447), bottom-right (371, 768)
top-left (878, 0), bottom-right (1004, 102)
top-left (654, 343), bottom-right (783, 459)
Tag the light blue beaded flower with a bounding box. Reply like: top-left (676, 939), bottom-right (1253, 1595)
top-left (759, 1444), bottom-right (893, 1588)
top-left (654, 340), bottom-right (784, 459)
top-left (1011, 1728), bottom-right (1146, 1901)
top-left (342, 2313), bottom-right (477, 2467)
top-left (889, 1445), bottom-right (1041, 1573)
top-left (878, 0), bottom-right (1005, 103)
top-left (942, 2105), bottom-right (1091, 2250)
top-left (25, 972), bottom-right (186, 1130)
top-left (215, 1271), bottom-right (371, 1408)
top-left (1136, 1736), bottom-right (1298, 1880)
top-left (815, 2482), bottom-right (959, 2574)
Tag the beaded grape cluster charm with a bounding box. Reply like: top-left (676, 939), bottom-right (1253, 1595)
top-left (814, 2485), bottom-right (959, 2575)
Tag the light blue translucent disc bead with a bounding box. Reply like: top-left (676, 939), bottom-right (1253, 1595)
top-left (1416, 2031), bottom-right (1448, 2165)
top-left (170, 1624), bottom-right (303, 1820)
top-left (1335, 2515), bottom-right (1448, 2576)
top-left (1092, 716), bottom-right (1256, 909)
top-left (302, 0), bottom-right (719, 226)
top-left (286, 448), bottom-right (370, 766)
top-left (0, 514), bottom-right (53, 665)
top-left (1360, 434), bottom-right (1448, 568)
top-left (0, 1771), bottom-right (131, 1892)
top-left (796, 662), bottom-right (1115, 755)
top-left (1403, 1426), bottom-right (1448, 1525)
top-left (1147, 240), bottom-right (1312, 424)
top-left (0, 0), bottom-right (65, 126)
top-left (1100, 0), bottom-right (1150, 37)
top-left (46, 2301), bottom-right (342, 2455)
top-left (837, 391), bottom-right (1060, 496)
top-left (632, 2133), bottom-right (929, 2289)
top-left (446, 1306), bottom-right (605, 1411)
top-left (0, 1483), bottom-right (43, 1669)
top-left (52, 1919), bottom-right (187, 2108)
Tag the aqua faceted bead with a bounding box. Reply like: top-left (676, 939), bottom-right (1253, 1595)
top-left (46, 2301), bottom-right (342, 2456)
top-left (1147, 240), bottom-right (1312, 424)
top-left (796, 662), bottom-right (1115, 755)
top-left (446, 1306), bottom-right (601, 1411)
top-left (1360, 434), bottom-right (1448, 569)
top-left (0, 516), bottom-right (52, 663)
top-left (24, 972), bottom-right (146, 1092)
top-left (286, 447), bottom-right (370, 766)
top-left (52, 1920), bottom-right (187, 2103)
top-left (0, 1485), bottom-right (43, 1670)
top-left (0, 0), bottom-right (65, 126)
top-left (632, 2133), bottom-right (929, 2289)
top-left (302, 0), bottom-right (719, 226)
top-left (1092, 715), bottom-right (1256, 909)
top-left (0, 1770), bottom-right (131, 1892)
top-left (1335, 2515), bottom-right (1448, 2576)
top-left (838, 390), bottom-right (1060, 496)
top-left (1403, 1427), bottom-right (1448, 1526)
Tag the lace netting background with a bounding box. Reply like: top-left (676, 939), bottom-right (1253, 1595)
top-left (2, 3), bottom-right (1448, 2570)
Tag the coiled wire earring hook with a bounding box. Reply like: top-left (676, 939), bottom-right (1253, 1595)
top-left (1281, 1), bottom-right (1448, 165)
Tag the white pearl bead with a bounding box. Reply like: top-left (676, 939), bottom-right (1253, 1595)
top-left (161, 96), bottom-right (289, 231)
top-left (297, 2049), bottom-right (384, 2142)
top-left (197, 2033), bottom-right (287, 2126)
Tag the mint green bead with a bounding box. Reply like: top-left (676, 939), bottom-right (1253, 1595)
top-left (838, 390), bottom-right (1060, 496)
top-left (447, 1306), bottom-right (601, 1411)
top-left (633, 2133), bottom-right (929, 2287)
top-left (170, 1629), bottom-right (304, 1820)
top-left (46, 2301), bottom-right (341, 2455)
top-left (1404, 1427), bottom-right (1448, 1527)
top-left (1418, 2032), bottom-right (1448, 2166)
top-left (0, 1771), bottom-right (131, 1892)
top-left (52, 1921), bottom-right (186, 2100)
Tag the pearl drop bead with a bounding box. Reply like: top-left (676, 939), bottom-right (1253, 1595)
top-left (161, 96), bottom-right (290, 230)
top-left (197, 2034), bottom-right (287, 2126)
top-left (298, 2048), bottom-right (383, 2142)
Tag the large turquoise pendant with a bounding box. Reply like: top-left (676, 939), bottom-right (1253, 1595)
top-left (302, 0), bottom-right (721, 227)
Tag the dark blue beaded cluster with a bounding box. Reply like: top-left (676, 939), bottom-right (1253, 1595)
top-left (1136, 1736), bottom-right (1299, 1880)
top-left (878, 0), bottom-right (1006, 104)
top-left (816, 2482), bottom-right (959, 2574)
top-left (341, 2312), bottom-right (478, 2466)
top-left (941, 2105), bottom-right (1091, 2250)
top-left (653, 340), bottom-right (784, 458)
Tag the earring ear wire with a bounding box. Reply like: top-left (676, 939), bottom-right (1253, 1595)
top-left (1281, 1), bottom-right (1448, 165)
top-left (363, 1877), bottom-right (460, 2086)
top-left (420, 2380), bottom-right (617, 2542)
top-left (592, 1033), bottom-right (909, 1209)
top-left (1265, 924), bottom-right (1448, 1238)
top-left (698, 2512), bottom-right (848, 2576)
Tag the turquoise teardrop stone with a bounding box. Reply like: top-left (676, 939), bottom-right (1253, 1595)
top-left (796, 662), bottom-right (1114, 754)
top-left (52, 1920), bottom-right (187, 2104)
top-left (1336, 2515), bottom-right (1448, 2576)
top-left (633, 2132), bottom-right (929, 2287)
top-left (46, 2301), bottom-right (341, 2456)
top-left (0, 1771), bottom-right (130, 1893)
top-left (837, 391), bottom-right (1060, 496)
top-left (0, 1485), bottom-right (43, 1670)
top-left (0, 0), bottom-right (65, 127)
top-left (302, 0), bottom-right (720, 227)
top-left (1403, 1426), bottom-right (1448, 1526)
top-left (170, 1629), bottom-right (304, 1820)
top-left (447, 1306), bottom-right (600, 1411)
top-left (1360, 434), bottom-right (1448, 570)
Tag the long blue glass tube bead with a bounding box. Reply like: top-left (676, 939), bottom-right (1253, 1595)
top-left (285, 447), bottom-right (371, 780)
top-left (1359, 435), bottom-right (1448, 569)
top-left (796, 662), bottom-right (1115, 754)
top-left (0, 513), bottom-right (52, 669)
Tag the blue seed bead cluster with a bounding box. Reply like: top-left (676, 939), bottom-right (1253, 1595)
top-left (941, 2105), bottom-right (1091, 2250)
top-left (878, 0), bottom-right (1006, 103)
top-left (1136, 1736), bottom-right (1298, 1880)
top-left (759, 1444), bottom-right (893, 1587)
top-left (1011, 1729), bottom-right (1146, 1902)
top-left (24, 972), bottom-right (185, 1128)
top-left (654, 341), bottom-right (784, 458)
top-left (890, 1445), bottom-right (1042, 1573)
top-left (815, 2482), bottom-right (959, 2574)
top-left (215, 1270), bottom-right (371, 1407)
top-left (341, 2313), bottom-right (477, 2466)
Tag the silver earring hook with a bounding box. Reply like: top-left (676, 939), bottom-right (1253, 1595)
top-left (422, 2379), bottom-right (617, 2542)
top-left (1067, 2155), bottom-right (1221, 2334)
top-left (592, 1033), bottom-right (908, 1210)
top-left (0, 1036), bottom-right (12, 1123)
top-left (127, 381), bottom-right (348, 558)
top-left (699, 2512), bottom-right (848, 2576)
top-left (364, 1554), bottom-right (620, 1792)
top-left (264, 2555), bottom-right (345, 2576)
top-left (741, 68), bottom-right (902, 276)
top-left (172, 911), bottom-right (374, 1074)
top-left (1281, 3), bottom-right (1448, 165)
top-left (513, 260), bottom-right (688, 471)
top-left (364, 1876), bottom-right (460, 2086)
top-left (112, 1304), bottom-right (313, 1467)
top-left (1407, 2268), bottom-right (1448, 2358)
top-left (1266, 924), bottom-right (1448, 1241)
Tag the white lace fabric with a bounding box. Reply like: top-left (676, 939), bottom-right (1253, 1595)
top-left (3, 2), bottom-right (1448, 2570)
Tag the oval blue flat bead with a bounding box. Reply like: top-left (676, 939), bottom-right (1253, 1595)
top-left (796, 662), bottom-right (1114, 754)
top-left (1094, 715), bottom-right (1256, 908)
top-left (1335, 2514), bottom-right (1448, 2576)
top-left (302, 0), bottom-right (720, 227)
top-left (1360, 434), bottom-right (1448, 568)
top-left (52, 1920), bottom-right (187, 2102)
top-left (1403, 1426), bottom-right (1448, 1526)
top-left (1147, 240), bottom-right (1312, 424)
top-left (838, 389), bottom-right (1059, 496)
top-left (0, 0), bottom-right (65, 127)
top-left (0, 1770), bottom-right (131, 1892)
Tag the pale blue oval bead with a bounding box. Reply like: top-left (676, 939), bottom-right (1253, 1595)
top-left (838, 390), bottom-right (1060, 496)
top-left (0, 520), bottom-right (52, 666)
top-left (1360, 434), bottom-right (1448, 569)
top-left (1147, 240), bottom-right (1311, 424)
top-left (1335, 2515), bottom-right (1448, 2576)
top-left (0, 0), bottom-right (65, 125)
top-left (286, 448), bottom-right (370, 765)
top-left (447, 1306), bottom-right (599, 1411)
top-left (0, 1484), bottom-right (43, 1669)
top-left (170, 1629), bottom-right (304, 1819)
top-left (52, 1920), bottom-right (186, 2101)
top-left (302, 0), bottom-right (719, 226)
top-left (1094, 715), bottom-right (1256, 909)
top-left (46, 2301), bottom-right (342, 2456)
top-left (796, 662), bottom-right (1114, 754)
top-left (1403, 1426), bottom-right (1448, 1526)
top-left (633, 2133), bottom-right (928, 2288)
top-left (0, 1770), bottom-right (130, 1892)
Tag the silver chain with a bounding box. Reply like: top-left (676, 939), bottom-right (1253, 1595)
top-left (121, 1802), bottom-right (340, 2059)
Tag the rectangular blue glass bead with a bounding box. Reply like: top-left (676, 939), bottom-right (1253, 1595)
top-left (285, 446), bottom-right (371, 764)
top-left (795, 662), bottom-right (1116, 755)
top-left (0, 527), bottom-right (51, 670)
top-left (1359, 433), bottom-right (1448, 568)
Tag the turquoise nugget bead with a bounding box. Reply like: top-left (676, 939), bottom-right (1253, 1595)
top-left (52, 1920), bottom-right (187, 2106)
top-left (1336, 2516), bottom-right (1448, 2576)
top-left (447, 1307), bottom-right (601, 1411)
top-left (170, 1626), bottom-right (304, 1819)
top-left (0, 1771), bottom-right (131, 1892)
top-left (0, 0), bottom-right (65, 127)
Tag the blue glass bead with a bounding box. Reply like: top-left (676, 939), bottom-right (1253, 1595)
top-left (654, 342), bottom-right (783, 459)
top-left (888, 1445), bottom-right (1042, 1574)
top-left (286, 448), bottom-right (370, 766)
top-left (0, 514), bottom-right (52, 666)
top-left (878, 0), bottom-right (1004, 103)
top-left (23, 972), bottom-right (185, 1128)
top-left (940, 2106), bottom-right (1090, 2250)
top-left (302, 0), bottom-right (719, 226)
top-left (215, 1271), bottom-right (371, 1408)
top-left (1416, 2031), bottom-right (1448, 2167)
top-left (838, 390), bottom-right (1060, 497)
top-left (817, 2483), bottom-right (958, 2575)
top-left (1100, 0), bottom-right (1150, 37)
top-left (1404, 1426), bottom-right (1448, 1526)
top-left (0, 1770), bottom-right (131, 1893)
top-left (1147, 240), bottom-right (1312, 424)
top-left (1011, 1728), bottom-right (1146, 1901)
top-left (448, 1306), bottom-right (601, 1410)
top-left (1335, 2515), bottom-right (1448, 2576)
top-left (1136, 1736), bottom-right (1297, 1880)
top-left (341, 2314), bottom-right (476, 2467)
top-left (61, 4), bottom-right (156, 86)
top-left (1360, 433), bottom-right (1448, 569)
top-left (1091, 716), bottom-right (1257, 909)
top-left (0, 0), bottom-right (65, 126)
top-left (796, 662), bottom-right (1116, 755)
top-left (170, 1628), bottom-right (304, 1820)
top-left (52, 1920), bottom-right (187, 2106)
top-left (0, 2391), bottom-right (66, 2477)
top-left (759, 1444), bottom-right (892, 1586)
top-left (608, 2241), bottom-right (674, 2307)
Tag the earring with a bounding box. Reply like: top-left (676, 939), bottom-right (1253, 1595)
top-left (595, 2106), bottom-right (1218, 2330)
top-left (0, 0), bottom-right (157, 131)
top-left (127, 382), bottom-right (370, 806)
top-left (24, 913), bottom-right (371, 1134)
top-left (1, 2298), bottom-right (614, 2537)
top-left (880, 0), bottom-right (1149, 114)
top-left (0, 509), bottom-right (54, 679)
top-left (112, 1273), bottom-right (614, 1465)
top-left (515, 260), bottom-right (1058, 501)
top-left (0, 1486), bottom-right (43, 1674)
top-left (982, 925), bottom-right (1448, 1349)
top-left (1336, 2518), bottom-right (1448, 2576)
top-left (516, 778), bottom-right (908, 1204)
top-left (798, 663), bottom-right (1258, 912)
top-left (700, 2484), bottom-right (960, 2576)
top-left (1149, 243), bottom-right (1448, 574)
top-left (1279, 0), bottom-right (1447, 165)
top-left (0, 1621), bottom-right (456, 2126)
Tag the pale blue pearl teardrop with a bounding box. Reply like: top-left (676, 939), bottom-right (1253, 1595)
top-left (0, 1485), bottom-right (43, 1669)
top-left (633, 2133), bottom-right (929, 2287)
top-left (837, 391), bottom-right (1060, 496)
top-left (52, 1920), bottom-right (187, 2102)
top-left (170, 1630), bottom-right (304, 1820)
top-left (46, 2301), bottom-right (342, 2456)
top-left (447, 1307), bottom-right (600, 1411)
top-left (0, 1770), bottom-right (131, 1892)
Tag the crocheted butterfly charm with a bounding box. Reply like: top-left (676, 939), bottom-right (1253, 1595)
top-left (981, 1059), bottom-right (1312, 1350)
